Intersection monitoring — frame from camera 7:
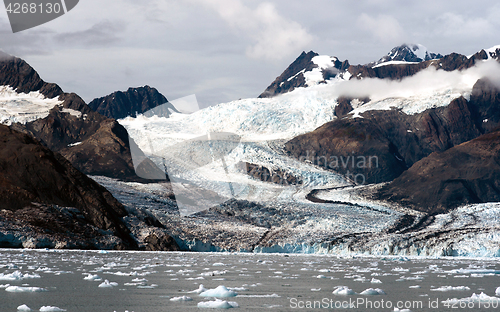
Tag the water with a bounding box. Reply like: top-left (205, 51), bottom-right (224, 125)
top-left (1, 249), bottom-right (500, 311)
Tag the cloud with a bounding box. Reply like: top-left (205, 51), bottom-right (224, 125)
top-left (320, 59), bottom-right (500, 102)
top-left (193, 0), bottom-right (313, 60)
top-left (357, 13), bottom-right (404, 43)
top-left (54, 20), bottom-right (125, 47)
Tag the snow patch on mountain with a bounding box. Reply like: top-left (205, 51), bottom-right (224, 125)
top-left (0, 86), bottom-right (63, 125)
top-left (372, 61), bottom-right (419, 68)
top-left (304, 55), bottom-right (339, 86)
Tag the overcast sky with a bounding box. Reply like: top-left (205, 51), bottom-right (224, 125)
top-left (0, 0), bottom-right (498, 108)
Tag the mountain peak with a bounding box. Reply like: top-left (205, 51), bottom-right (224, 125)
top-left (371, 43), bottom-right (443, 67)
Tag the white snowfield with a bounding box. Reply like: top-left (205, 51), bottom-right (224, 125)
top-left (0, 86), bottom-right (63, 125)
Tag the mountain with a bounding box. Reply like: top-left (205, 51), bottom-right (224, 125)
top-left (377, 126), bottom-right (500, 215)
top-left (259, 44), bottom-right (500, 98)
top-left (88, 86), bottom-right (178, 120)
top-left (0, 124), bottom-right (136, 249)
top-left (0, 52), bottom-right (162, 181)
top-left (369, 43), bottom-right (443, 67)
top-left (258, 51), bottom-right (350, 98)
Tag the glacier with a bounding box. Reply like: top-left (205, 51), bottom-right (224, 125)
top-left (109, 60), bottom-right (500, 256)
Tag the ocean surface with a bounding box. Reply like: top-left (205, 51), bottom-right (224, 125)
top-left (2, 249), bottom-right (500, 311)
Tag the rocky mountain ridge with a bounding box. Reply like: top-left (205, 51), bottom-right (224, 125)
top-left (88, 85), bottom-right (178, 120)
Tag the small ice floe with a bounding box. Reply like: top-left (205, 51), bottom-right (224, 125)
top-left (316, 275), bottom-right (327, 279)
top-left (188, 284), bottom-right (208, 294)
top-left (5, 286), bottom-right (46, 292)
top-left (137, 284), bottom-right (158, 289)
top-left (332, 286), bottom-right (356, 295)
top-left (0, 284), bottom-right (10, 288)
top-left (409, 285), bottom-right (421, 289)
top-left (392, 267), bottom-right (409, 272)
top-left (39, 307), bottom-right (66, 312)
top-left (394, 308), bottom-right (411, 312)
top-left (17, 304), bottom-right (31, 311)
top-left (0, 271), bottom-right (40, 281)
top-left (98, 279), bottom-right (119, 288)
top-left (170, 296), bottom-right (193, 301)
top-left (430, 286), bottom-right (470, 292)
top-left (496, 286), bottom-right (500, 296)
top-left (212, 263), bottom-right (225, 267)
top-left (228, 286), bottom-right (248, 292)
top-left (200, 285), bottom-right (237, 298)
top-left (197, 299), bottom-right (238, 309)
top-left (200, 270), bottom-right (227, 277)
top-left (237, 294), bottom-right (280, 298)
top-left (370, 278), bottom-right (382, 284)
top-left (360, 288), bottom-right (386, 295)
top-left (83, 273), bottom-right (102, 281)
top-left (311, 288), bottom-right (321, 292)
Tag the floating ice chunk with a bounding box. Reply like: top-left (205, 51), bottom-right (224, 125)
top-left (316, 275), bottom-right (327, 279)
top-left (370, 278), bottom-right (382, 284)
top-left (360, 288), bottom-right (386, 295)
top-left (39, 307), bottom-right (66, 312)
top-left (431, 286), bottom-right (470, 292)
top-left (188, 284), bottom-right (208, 294)
top-left (197, 299), bottom-right (239, 309)
top-left (98, 279), bottom-right (118, 288)
top-left (394, 308), bottom-right (411, 312)
top-left (83, 274), bottom-right (102, 281)
top-left (311, 288), bottom-right (321, 291)
top-left (228, 287), bottom-right (248, 291)
top-left (496, 286), bottom-right (500, 296)
top-left (212, 263), bottom-right (225, 267)
top-left (17, 304), bottom-right (31, 311)
top-left (200, 285), bottom-right (238, 298)
top-left (237, 294), bottom-right (280, 298)
top-left (0, 271), bottom-right (40, 281)
top-left (332, 286), bottom-right (356, 295)
top-left (409, 285), bottom-right (421, 289)
top-left (5, 286), bottom-right (46, 292)
top-left (170, 296), bottom-right (193, 301)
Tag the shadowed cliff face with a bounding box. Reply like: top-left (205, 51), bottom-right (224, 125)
top-left (0, 124), bottom-right (139, 249)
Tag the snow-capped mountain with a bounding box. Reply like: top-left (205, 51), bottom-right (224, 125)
top-left (259, 51), bottom-right (350, 98)
top-left (370, 43), bottom-right (443, 67)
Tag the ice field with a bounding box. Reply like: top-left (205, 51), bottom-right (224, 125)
top-left (3, 249), bottom-right (500, 311)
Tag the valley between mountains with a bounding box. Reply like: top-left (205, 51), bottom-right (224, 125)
top-left (1, 44), bottom-right (500, 256)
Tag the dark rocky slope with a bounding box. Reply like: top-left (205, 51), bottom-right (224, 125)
top-left (285, 94), bottom-right (485, 184)
top-left (0, 124), bottom-right (137, 249)
top-left (377, 127), bottom-right (500, 214)
top-left (0, 124), bottom-right (179, 250)
top-left (88, 85), bottom-right (178, 119)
